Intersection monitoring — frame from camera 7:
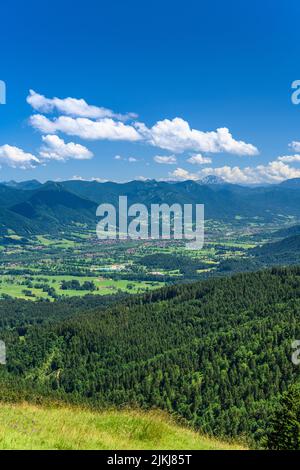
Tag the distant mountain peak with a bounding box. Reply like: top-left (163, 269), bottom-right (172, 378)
top-left (2, 179), bottom-right (42, 191)
top-left (279, 178), bottom-right (300, 189)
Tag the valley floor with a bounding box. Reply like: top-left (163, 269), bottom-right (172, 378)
top-left (0, 403), bottom-right (245, 450)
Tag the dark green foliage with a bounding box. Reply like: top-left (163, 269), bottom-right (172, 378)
top-left (272, 224), bottom-right (300, 239)
top-left (139, 253), bottom-right (210, 277)
top-left (0, 236), bottom-right (29, 246)
top-left (267, 384), bottom-right (300, 450)
top-left (10, 183), bottom-right (97, 233)
top-left (61, 280), bottom-right (96, 291)
top-left (253, 235), bottom-right (300, 266)
top-left (1, 267), bottom-right (300, 447)
top-left (219, 234), bottom-right (300, 273)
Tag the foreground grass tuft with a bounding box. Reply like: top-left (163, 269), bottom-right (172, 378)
top-left (0, 403), bottom-right (245, 450)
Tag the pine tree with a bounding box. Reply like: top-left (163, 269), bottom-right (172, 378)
top-left (267, 384), bottom-right (300, 450)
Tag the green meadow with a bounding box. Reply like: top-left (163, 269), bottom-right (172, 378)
top-left (0, 403), bottom-right (245, 450)
top-left (0, 274), bottom-right (163, 300)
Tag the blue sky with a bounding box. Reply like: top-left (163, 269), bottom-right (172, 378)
top-left (1, 0), bottom-right (300, 184)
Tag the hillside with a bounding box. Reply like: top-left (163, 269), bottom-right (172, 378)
top-left (271, 224), bottom-right (300, 239)
top-left (0, 182), bottom-right (97, 235)
top-left (251, 234), bottom-right (300, 262)
top-left (219, 233), bottom-right (300, 273)
top-left (0, 403), bottom-right (244, 450)
top-left (1, 267), bottom-right (300, 446)
top-left (279, 178), bottom-right (300, 189)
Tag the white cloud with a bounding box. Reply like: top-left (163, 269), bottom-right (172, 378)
top-left (136, 118), bottom-right (258, 156)
top-left (71, 175), bottom-right (86, 180)
top-left (114, 155), bottom-right (138, 162)
top-left (0, 144), bottom-right (39, 169)
top-left (135, 175), bottom-right (149, 181)
top-left (39, 135), bottom-right (93, 161)
top-left (30, 115), bottom-right (141, 142)
top-left (27, 90), bottom-right (137, 121)
top-left (187, 154), bottom-right (212, 165)
top-left (28, 91), bottom-right (258, 157)
top-left (277, 154), bottom-right (300, 163)
top-left (198, 161), bottom-right (300, 184)
top-left (71, 175), bottom-right (108, 182)
top-left (168, 160), bottom-right (300, 184)
top-left (154, 155), bottom-right (177, 165)
top-left (289, 141), bottom-right (300, 152)
top-left (169, 167), bottom-right (199, 181)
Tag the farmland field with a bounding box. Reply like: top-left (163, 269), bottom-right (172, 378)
top-left (0, 219), bottom-right (293, 301)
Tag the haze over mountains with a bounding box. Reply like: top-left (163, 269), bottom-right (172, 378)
top-left (1, 177), bottom-right (300, 236)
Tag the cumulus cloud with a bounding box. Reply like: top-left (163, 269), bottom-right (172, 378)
top-left (277, 154), bottom-right (300, 163)
top-left (136, 118), bottom-right (258, 156)
top-left (198, 161), bottom-right (300, 184)
top-left (154, 155), bottom-right (177, 165)
top-left (169, 167), bottom-right (199, 181)
top-left (30, 115), bottom-right (141, 142)
top-left (187, 154), bottom-right (212, 165)
top-left (28, 91), bottom-right (259, 156)
top-left (27, 90), bottom-right (137, 121)
top-left (168, 160), bottom-right (300, 184)
top-left (135, 175), bottom-right (149, 181)
top-left (39, 135), bottom-right (93, 161)
top-left (0, 144), bottom-right (39, 169)
top-left (71, 175), bottom-right (108, 182)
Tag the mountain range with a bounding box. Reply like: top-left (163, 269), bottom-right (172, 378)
top-left (1, 177), bottom-right (300, 235)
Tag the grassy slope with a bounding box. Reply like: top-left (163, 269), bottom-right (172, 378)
top-left (0, 403), bottom-right (245, 450)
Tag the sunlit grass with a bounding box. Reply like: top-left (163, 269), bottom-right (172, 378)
top-left (0, 403), bottom-right (246, 450)
top-left (0, 274), bottom-right (164, 301)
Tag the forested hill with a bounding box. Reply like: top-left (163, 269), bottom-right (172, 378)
top-left (219, 233), bottom-right (300, 273)
top-left (1, 267), bottom-right (300, 446)
top-left (251, 234), bottom-right (300, 262)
